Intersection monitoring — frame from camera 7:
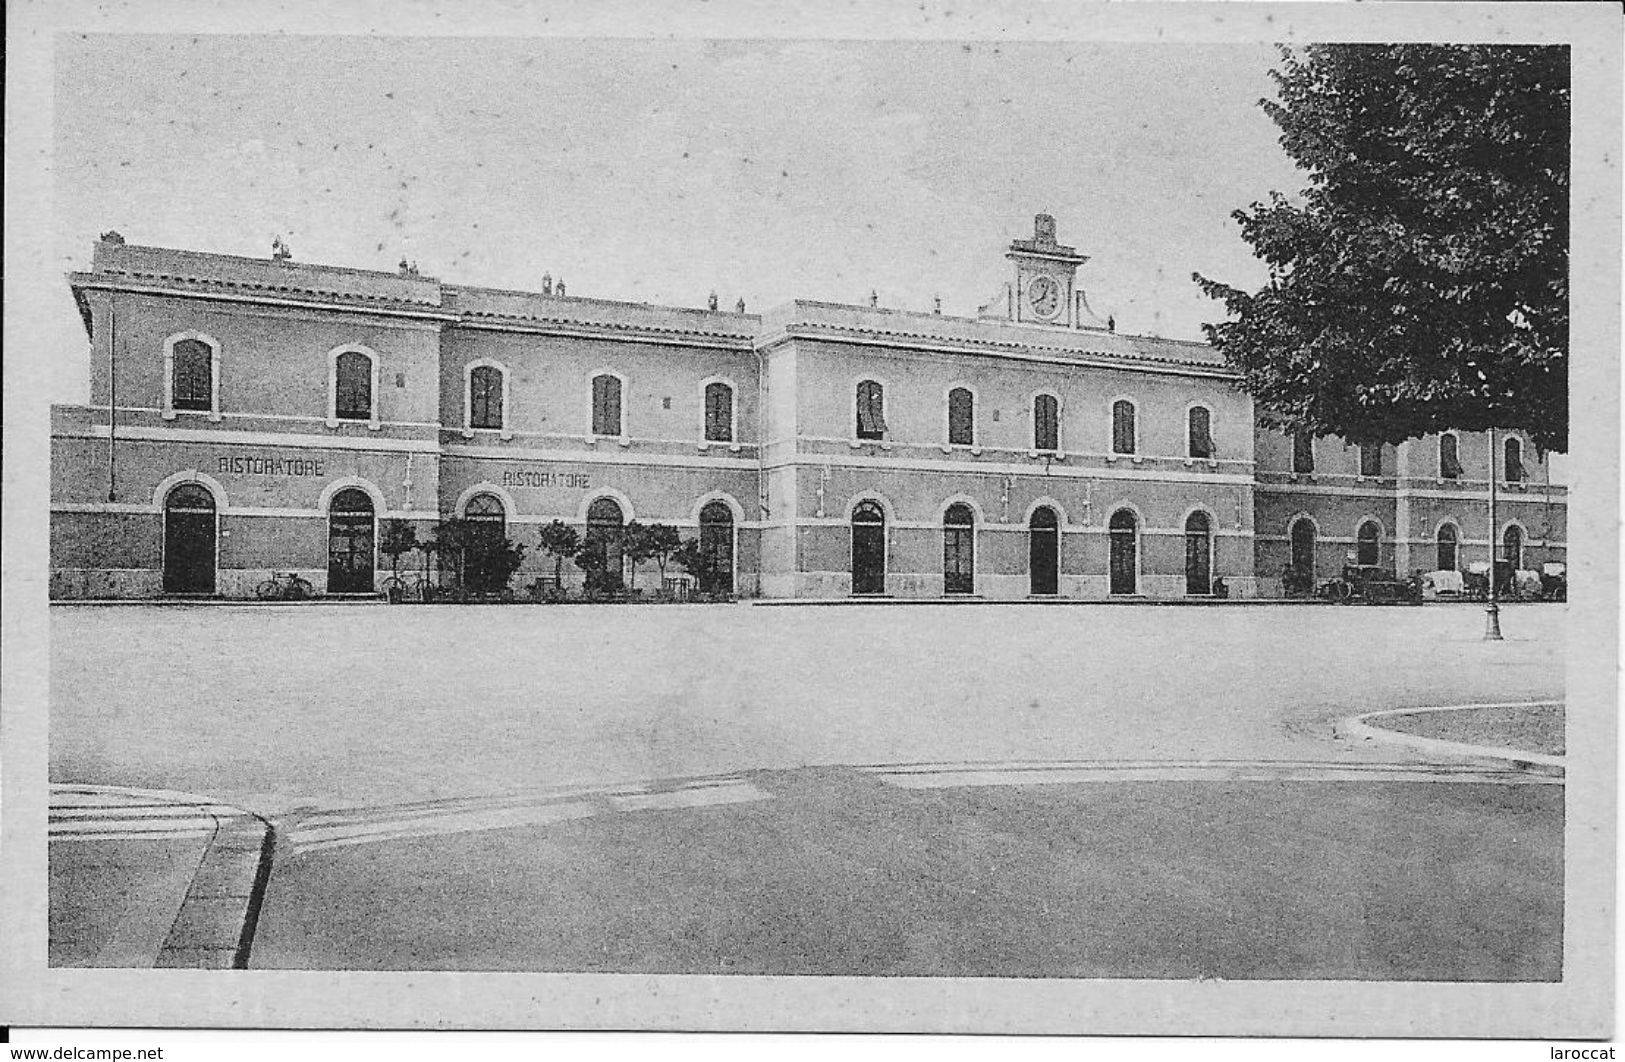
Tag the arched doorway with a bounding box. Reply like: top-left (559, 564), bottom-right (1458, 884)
top-left (1028, 506), bottom-right (1059, 596)
top-left (699, 500), bottom-right (735, 596)
top-left (1356, 521), bottom-right (1381, 567)
top-left (327, 488), bottom-right (376, 593)
top-left (943, 503), bottom-right (975, 595)
top-left (162, 484), bottom-right (217, 594)
top-left (1290, 518), bottom-right (1317, 586)
top-left (1109, 509), bottom-right (1139, 595)
top-left (586, 497), bottom-right (627, 591)
top-left (851, 500), bottom-right (886, 595)
top-left (1184, 511), bottom-right (1212, 596)
top-left (1436, 523), bottom-right (1459, 571)
top-left (1503, 524), bottom-right (1524, 571)
top-left (464, 493), bottom-right (507, 593)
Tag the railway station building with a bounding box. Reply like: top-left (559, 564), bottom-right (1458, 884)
top-left (48, 216), bottom-right (1568, 600)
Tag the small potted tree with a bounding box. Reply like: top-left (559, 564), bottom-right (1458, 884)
top-left (534, 520), bottom-right (580, 602)
top-left (672, 536), bottom-right (712, 601)
top-left (379, 519), bottom-right (420, 603)
top-left (621, 521), bottom-right (655, 597)
top-left (643, 523), bottom-right (683, 600)
top-left (575, 547), bottom-right (613, 601)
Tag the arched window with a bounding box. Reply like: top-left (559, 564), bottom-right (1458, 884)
top-left (699, 500), bottom-right (735, 596)
top-left (1188, 407), bottom-right (1215, 459)
top-left (1111, 400), bottom-right (1136, 455)
top-left (856, 380), bottom-right (887, 441)
top-left (1504, 437), bottom-right (1525, 483)
top-left (1356, 520), bottom-right (1381, 567)
top-left (464, 493), bottom-right (507, 592)
top-left (592, 374), bottom-right (623, 437)
top-left (943, 502), bottom-right (975, 595)
top-left (1436, 523), bottom-right (1459, 572)
top-left (327, 488), bottom-right (376, 594)
top-left (1359, 443), bottom-right (1383, 477)
top-left (334, 350), bottom-right (374, 422)
top-left (704, 381), bottom-right (734, 443)
top-left (851, 500), bottom-right (887, 594)
top-left (1292, 432), bottom-right (1315, 474)
top-left (162, 484), bottom-right (216, 594)
top-left (585, 497), bottom-right (626, 590)
top-left (1184, 511), bottom-right (1212, 596)
top-left (948, 388), bottom-right (974, 447)
top-left (468, 365), bottom-right (504, 430)
top-left (1033, 393), bottom-right (1059, 452)
top-left (1108, 509), bottom-right (1138, 595)
top-left (1289, 518), bottom-right (1317, 584)
top-left (1503, 525), bottom-right (1524, 570)
top-left (171, 339), bottom-right (214, 412)
top-left (1439, 433), bottom-right (1462, 480)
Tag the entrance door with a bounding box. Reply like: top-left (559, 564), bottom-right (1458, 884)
top-left (1290, 518), bottom-right (1316, 585)
top-left (464, 493), bottom-right (507, 592)
top-left (1109, 509), bottom-right (1138, 595)
top-left (162, 484), bottom-right (216, 594)
top-left (327, 488), bottom-right (376, 594)
top-left (585, 497), bottom-right (626, 591)
top-left (851, 501), bottom-right (886, 595)
top-left (943, 503), bottom-right (975, 595)
top-left (1028, 506), bottom-right (1059, 595)
top-left (1184, 511), bottom-right (1212, 595)
top-left (699, 501), bottom-right (735, 596)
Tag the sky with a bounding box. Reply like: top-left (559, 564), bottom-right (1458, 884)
top-left (51, 34), bottom-right (1308, 403)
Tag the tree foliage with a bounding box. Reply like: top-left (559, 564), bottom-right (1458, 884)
top-left (535, 519), bottom-right (581, 587)
top-left (1194, 45), bottom-right (1568, 452)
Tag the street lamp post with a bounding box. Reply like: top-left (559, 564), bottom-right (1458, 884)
top-left (1485, 426), bottom-right (1503, 641)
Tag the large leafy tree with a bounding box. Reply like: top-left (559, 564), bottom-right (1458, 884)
top-left (1194, 45), bottom-right (1569, 453)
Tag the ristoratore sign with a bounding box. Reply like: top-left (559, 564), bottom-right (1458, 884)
top-left (217, 454), bottom-right (327, 477)
top-left (502, 469), bottom-right (592, 489)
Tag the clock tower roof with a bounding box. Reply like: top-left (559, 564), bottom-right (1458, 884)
top-left (1005, 212), bottom-right (1089, 266)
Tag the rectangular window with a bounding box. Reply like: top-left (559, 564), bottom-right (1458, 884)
top-left (1034, 395), bottom-right (1059, 452)
top-left (1439, 435), bottom-right (1462, 479)
top-left (1292, 432), bottom-right (1314, 474)
top-left (172, 340), bottom-right (212, 412)
top-left (1359, 443), bottom-right (1382, 477)
top-left (469, 366), bottom-right (503, 430)
top-left (1504, 442), bottom-right (1525, 483)
top-left (593, 375), bottom-right (623, 437)
top-left (335, 352), bottom-right (372, 421)
top-left (705, 382), bottom-right (733, 443)
top-left (948, 388), bottom-right (974, 446)
top-left (856, 381), bottom-right (887, 440)
top-left (1188, 408), bottom-right (1215, 459)
top-left (1112, 401), bottom-right (1136, 455)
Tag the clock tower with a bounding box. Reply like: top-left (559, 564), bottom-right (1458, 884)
top-left (982, 213), bottom-right (1105, 330)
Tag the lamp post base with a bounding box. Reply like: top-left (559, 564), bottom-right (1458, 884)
top-left (1484, 602), bottom-right (1504, 641)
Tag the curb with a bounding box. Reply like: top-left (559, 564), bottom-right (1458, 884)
top-left (155, 812), bottom-right (276, 969)
top-left (51, 784), bottom-right (277, 968)
top-left (1334, 701), bottom-right (1565, 775)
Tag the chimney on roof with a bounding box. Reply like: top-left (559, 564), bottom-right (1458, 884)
top-left (933, 295), bottom-right (942, 315)
top-left (556, 278), bottom-right (566, 296)
top-left (868, 290), bottom-right (878, 308)
top-left (735, 298), bottom-right (746, 314)
top-left (100, 230), bottom-right (125, 245)
top-left (1107, 314), bottom-right (1116, 333)
top-left (271, 235), bottom-right (292, 261)
top-left (542, 273), bottom-right (553, 295)
top-left (708, 291), bottom-right (719, 312)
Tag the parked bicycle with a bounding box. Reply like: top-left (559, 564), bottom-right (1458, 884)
top-left (255, 571), bottom-right (314, 601)
top-left (380, 573), bottom-right (429, 603)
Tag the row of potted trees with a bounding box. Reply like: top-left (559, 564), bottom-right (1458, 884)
top-left (378, 518), bottom-right (726, 603)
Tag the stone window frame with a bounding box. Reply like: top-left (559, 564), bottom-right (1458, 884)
top-left (161, 331), bottom-right (222, 422)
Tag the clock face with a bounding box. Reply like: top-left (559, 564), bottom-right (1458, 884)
top-left (1027, 274), bottom-right (1060, 319)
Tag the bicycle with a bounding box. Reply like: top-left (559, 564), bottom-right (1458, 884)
top-left (255, 571), bottom-right (314, 601)
top-left (380, 573), bottom-right (427, 603)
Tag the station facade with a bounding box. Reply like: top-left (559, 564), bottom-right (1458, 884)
top-left (49, 217), bottom-right (1567, 600)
